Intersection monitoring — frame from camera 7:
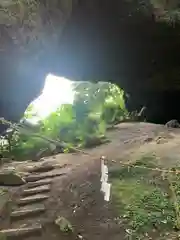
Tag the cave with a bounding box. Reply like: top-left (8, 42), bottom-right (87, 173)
top-left (1, 0), bottom-right (180, 130)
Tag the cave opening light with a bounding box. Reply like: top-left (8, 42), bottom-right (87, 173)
top-left (26, 73), bottom-right (75, 124)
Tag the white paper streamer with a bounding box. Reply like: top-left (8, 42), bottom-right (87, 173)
top-left (100, 157), bottom-right (111, 202)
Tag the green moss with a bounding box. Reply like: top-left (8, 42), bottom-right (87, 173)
top-left (110, 155), bottom-right (177, 239)
top-left (0, 233), bottom-right (6, 240)
top-left (55, 217), bottom-right (73, 233)
top-left (112, 180), bottom-right (174, 233)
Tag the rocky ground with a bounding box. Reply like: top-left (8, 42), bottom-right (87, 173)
top-left (1, 122), bottom-right (180, 240)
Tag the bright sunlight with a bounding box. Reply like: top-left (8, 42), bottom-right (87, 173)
top-left (26, 74), bottom-right (75, 123)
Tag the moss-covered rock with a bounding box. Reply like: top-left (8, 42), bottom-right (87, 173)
top-left (55, 216), bottom-right (73, 233)
top-left (0, 0), bottom-right (75, 51)
top-left (0, 171), bottom-right (26, 186)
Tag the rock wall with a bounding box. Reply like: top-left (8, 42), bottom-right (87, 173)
top-left (0, 0), bottom-right (76, 130)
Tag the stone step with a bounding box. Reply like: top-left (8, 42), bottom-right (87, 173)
top-left (28, 165), bottom-right (54, 173)
top-left (0, 191), bottom-right (10, 216)
top-left (26, 178), bottom-right (52, 188)
top-left (17, 194), bottom-right (49, 206)
top-left (25, 172), bottom-right (65, 182)
top-left (11, 205), bottom-right (45, 219)
top-left (0, 224), bottom-right (42, 238)
top-left (22, 185), bottom-right (50, 196)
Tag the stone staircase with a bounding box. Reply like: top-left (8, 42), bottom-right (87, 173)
top-left (0, 164), bottom-right (68, 239)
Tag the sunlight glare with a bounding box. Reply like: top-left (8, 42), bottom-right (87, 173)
top-left (27, 74), bottom-right (75, 123)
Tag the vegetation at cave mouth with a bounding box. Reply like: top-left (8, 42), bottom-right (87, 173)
top-left (0, 82), bottom-right (129, 160)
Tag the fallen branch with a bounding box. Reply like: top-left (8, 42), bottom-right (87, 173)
top-left (0, 118), bottom-right (89, 155)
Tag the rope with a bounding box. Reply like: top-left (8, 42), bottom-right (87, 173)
top-left (1, 117), bottom-right (180, 176)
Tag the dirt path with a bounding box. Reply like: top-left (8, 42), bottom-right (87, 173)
top-left (1, 122), bottom-right (180, 240)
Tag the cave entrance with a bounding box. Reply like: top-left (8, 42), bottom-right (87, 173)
top-left (24, 74), bottom-right (75, 124)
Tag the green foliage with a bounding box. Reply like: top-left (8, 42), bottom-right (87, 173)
top-left (0, 82), bottom-right (128, 160)
top-left (110, 156), bottom-right (180, 239)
